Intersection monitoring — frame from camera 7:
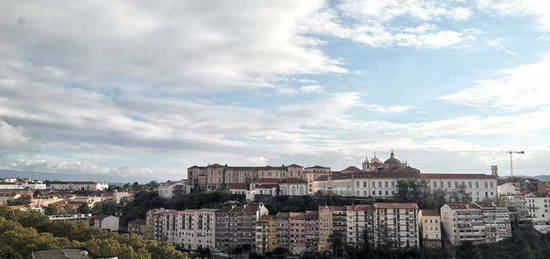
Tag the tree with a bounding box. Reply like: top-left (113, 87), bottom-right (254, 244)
top-left (92, 200), bottom-right (118, 216)
top-left (329, 232), bottom-right (344, 256)
top-left (44, 205), bottom-right (66, 215)
top-left (449, 184), bottom-right (472, 203)
top-left (77, 203), bottom-right (91, 214)
top-left (396, 179), bottom-right (430, 207)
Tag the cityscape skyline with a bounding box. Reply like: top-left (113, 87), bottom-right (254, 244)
top-left (1, 0), bottom-right (550, 181)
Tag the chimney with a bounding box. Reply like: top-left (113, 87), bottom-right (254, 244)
top-left (491, 165), bottom-right (498, 177)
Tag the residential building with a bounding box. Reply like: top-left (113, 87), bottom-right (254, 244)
top-left (318, 206), bottom-right (347, 252)
top-left (302, 210), bottom-right (318, 252)
top-left (255, 215), bottom-right (277, 254)
top-left (215, 204), bottom-right (269, 252)
top-left (500, 194), bottom-right (527, 217)
top-left (48, 214), bottom-right (94, 225)
top-left (275, 212), bottom-right (290, 249)
top-left (48, 181), bottom-right (108, 191)
top-left (526, 193), bottom-right (550, 224)
top-left (441, 203), bottom-right (511, 246)
top-left (372, 203), bottom-right (419, 248)
top-left (0, 182), bottom-right (46, 190)
top-left (498, 182), bottom-right (520, 195)
top-left (537, 182), bottom-right (550, 194)
top-left (0, 192), bottom-right (21, 205)
top-left (156, 180), bottom-right (192, 199)
top-left (346, 204), bottom-right (374, 248)
top-left (98, 215), bottom-right (120, 232)
top-left (128, 219), bottom-right (146, 235)
top-left (418, 209), bottom-right (441, 248)
top-left (289, 212), bottom-right (307, 254)
top-left (227, 183), bottom-right (248, 195)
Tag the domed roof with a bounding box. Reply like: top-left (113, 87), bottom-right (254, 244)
top-left (384, 151), bottom-right (402, 167)
top-left (370, 153), bottom-right (382, 164)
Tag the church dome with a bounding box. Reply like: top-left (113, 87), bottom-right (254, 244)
top-left (384, 151), bottom-right (402, 167)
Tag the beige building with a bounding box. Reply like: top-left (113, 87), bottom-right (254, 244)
top-left (418, 209), bottom-right (441, 248)
top-left (289, 212), bottom-right (307, 254)
top-left (318, 206), bottom-right (347, 252)
top-left (373, 203), bottom-right (420, 248)
top-left (304, 166), bottom-right (331, 194)
top-left (255, 215), bottom-right (277, 254)
top-left (441, 203), bottom-right (511, 246)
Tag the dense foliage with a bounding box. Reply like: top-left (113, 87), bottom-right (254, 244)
top-left (123, 190), bottom-right (244, 221)
top-left (0, 206), bottom-right (188, 259)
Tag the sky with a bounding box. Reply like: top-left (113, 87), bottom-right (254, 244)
top-left (1, 0), bottom-right (550, 181)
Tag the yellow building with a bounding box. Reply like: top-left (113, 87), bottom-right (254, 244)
top-left (418, 209), bottom-right (442, 248)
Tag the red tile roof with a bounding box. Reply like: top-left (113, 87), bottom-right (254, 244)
top-left (446, 203), bottom-right (481, 210)
top-left (420, 209), bottom-right (440, 216)
top-left (421, 173), bottom-right (496, 179)
top-left (227, 183), bottom-right (248, 190)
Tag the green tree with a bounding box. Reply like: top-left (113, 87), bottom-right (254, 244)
top-left (449, 184), bottom-right (472, 203)
top-left (77, 203), bottom-right (91, 214)
top-left (396, 179), bottom-right (430, 207)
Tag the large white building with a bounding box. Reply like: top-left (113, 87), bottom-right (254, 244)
top-left (498, 182), bottom-right (520, 195)
top-left (526, 193), bottom-right (550, 224)
top-left (156, 180), bottom-right (193, 199)
top-left (48, 181), bottom-right (108, 191)
top-left (0, 183), bottom-right (46, 190)
top-left (313, 152), bottom-right (498, 202)
top-left (441, 203), bottom-right (511, 246)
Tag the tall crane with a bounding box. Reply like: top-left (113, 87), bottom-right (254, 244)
top-left (505, 151), bottom-right (525, 177)
top-left (456, 150), bottom-right (525, 177)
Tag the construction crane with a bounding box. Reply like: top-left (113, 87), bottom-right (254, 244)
top-left (505, 151), bottom-right (525, 177)
top-left (456, 150), bottom-right (525, 177)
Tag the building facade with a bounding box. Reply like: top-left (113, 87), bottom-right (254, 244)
top-left (156, 180), bottom-right (192, 199)
top-left (48, 181), bottom-right (109, 191)
top-left (418, 209), bottom-right (441, 248)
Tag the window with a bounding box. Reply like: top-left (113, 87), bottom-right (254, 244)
top-left (433, 182), bottom-right (437, 188)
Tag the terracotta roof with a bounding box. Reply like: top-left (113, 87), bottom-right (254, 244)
top-left (305, 165), bottom-right (330, 169)
top-left (276, 212), bottom-right (290, 219)
top-left (287, 164), bottom-right (303, 168)
top-left (254, 178), bottom-right (281, 183)
top-left (420, 209), bottom-right (440, 217)
top-left (421, 173), bottom-right (496, 179)
top-left (256, 184), bottom-right (279, 189)
top-left (373, 202), bottom-right (418, 209)
top-left (260, 215), bottom-right (276, 221)
top-left (305, 210), bottom-right (319, 217)
top-left (278, 178), bottom-right (307, 184)
top-left (342, 166), bottom-right (362, 172)
top-left (346, 204), bottom-right (374, 211)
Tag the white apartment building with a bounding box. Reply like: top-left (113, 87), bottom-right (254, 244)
top-left (156, 180), bottom-right (192, 199)
top-left (373, 203), bottom-right (420, 248)
top-left (346, 204), bottom-right (374, 247)
top-left (500, 194), bottom-right (527, 217)
top-left (48, 181), bottom-right (108, 191)
top-left (146, 208), bottom-right (217, 250)
top-left (441, 203), bottom-right (511, 246)
top-left (526, 193), bottom-right (550, 224)
top-left (0, 183), bottom-right (46, 190)
top-left (498, 182), bottom-right (520, 195)
top-left (418, 209), bottom-right (441, 248)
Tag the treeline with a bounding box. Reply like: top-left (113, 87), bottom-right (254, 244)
top-left (123, 191), bottom-right (244, 221)
top-left (0, 206), bottom-right (187, 259)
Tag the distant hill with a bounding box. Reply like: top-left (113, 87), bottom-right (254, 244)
top-left (533, 175), bottom-right (550, 182)
top-left (0, 169), bottom-right (157, 184)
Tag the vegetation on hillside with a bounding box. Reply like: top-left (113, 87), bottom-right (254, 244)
top-left (0, 206), bottom-right (188, 259)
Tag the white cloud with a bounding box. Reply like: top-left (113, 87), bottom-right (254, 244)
top-left (306, 0), bottom-right (479, 48)
top-left (0, 118), bottom-right (28, 148)
top-left (440, 58), bottom-right (550, 111)
top-left (476, 0), bottom-right (550, 32)
top-left (275, 85), bottom-right (324, 95)
top-left (364, 105), bottom-right (413, 113)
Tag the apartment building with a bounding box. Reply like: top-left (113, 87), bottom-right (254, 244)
top-left (145, 208), bottom-right (217, 250)
top-left (289, 212), bottom-right (307, 254)
top-left (500, 194), bottom-right (527, 217)
top-left (275, 212), bottom-right (290, 249)
top-left (255, 215), bottom-right (277, 254)
top-left (48, 181), bottom-right (109, 191)
top-left (372, 203), bottom-right (420, 248)
top-left (305, 210), bottom-right (320, 252)
top-left (156, 180), bottom-right (192, 199)
top-left (441, 203), bottom-right (511, 246)
top-left (346, 204), bottom-right (374, 247)
top-left (215, 204), bottom-right (269, 252)
top-left (318, 206), bottom-right (347, 252)
top-left (418, 209), bottom-right (441, 248)
top-left (526, 193), bottom-right (550, 224)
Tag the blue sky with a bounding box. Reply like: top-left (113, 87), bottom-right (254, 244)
top-left (0, 0), bottom-right (549, 181)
